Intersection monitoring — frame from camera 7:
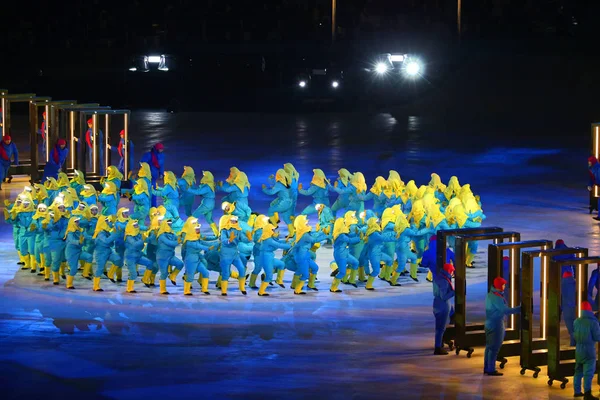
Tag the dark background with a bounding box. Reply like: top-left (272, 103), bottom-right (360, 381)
top-left (1, 0), bottom-right (599, 122)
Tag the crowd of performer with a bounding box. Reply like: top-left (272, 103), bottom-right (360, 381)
top-left (4, 143), bottom-right (486, 297)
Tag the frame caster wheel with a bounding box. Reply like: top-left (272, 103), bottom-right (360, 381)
top-left (467, 349), bottom-right (474, 358)
top-left (520, 368), bottom-right (526, 375)
top-left (560, 381), bottom-right (567, 389)
top-left (455, 347), bottom-right (460, 355)
top-left (533, 371), bottom-right (539, 378)
top-left (446, 341), bottom-right (454, 351)
top-left (548, 379), bottom-right (553, 386)
top-left (499, 360), bottom-right (507, 369)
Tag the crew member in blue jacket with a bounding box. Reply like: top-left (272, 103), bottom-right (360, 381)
top-left (433, 263), bottom-right (455, 355)
top-left (484, 277), bottom-right (521, 376)
top-left (42, 139), bottom-right (68, 181)
top-left (0, 135), bottom-right (18, 188)
top-left (573, 301), bottom-right (600, 399)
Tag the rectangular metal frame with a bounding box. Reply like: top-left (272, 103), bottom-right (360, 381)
top-left (59, 106), bottom-right (110, 174)
top-left (452, 231), bottom-right (520, 355)
top-left (74, 109), bottom-right (130, 179)
top-left (51, 103), bottom-right (100, 147)
top-left (437, 227), bottom-right (504, 274)
top-left (438, 227), bottom-right (503, 348)
top-left (28, 100), bottom-right (77, 181)
top-left (520, 247), bottom-right (587, 377)
top-left (0, 93), bottom-right (36, 137)
top-left (547, 257), bottom-right (600, 387)
top-left (488, 240), bottom-right (552, 359)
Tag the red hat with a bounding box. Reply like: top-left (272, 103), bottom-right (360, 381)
top-left (154, 143), bottom-right (164, 151)
top-left (119, 130), bottom-right (125, 137)
top-left (443, 263), bottom-right (454, 275)
top-left (589, 156), bottom-right (598, 165)
top-left (3, 135), bottom-right (11, 142)
top-left (57, 139), bottom-right (67, 146)
top-left (582, 301), bottom-right (593, 312)
top-left (87, 118), bottom-right (93, 124)
top-left (562, 271), bottom-right (573, 278)
top-left (429, 235), bottom-right (437, 242)
top-left (503, 256), bottom-right (510, 261)
top-left (42, 111), bottom-right (46, 117)
top-left (556, 239), bottom-right (565, 247)
top-left (493, 277), bottom-right (507, 290)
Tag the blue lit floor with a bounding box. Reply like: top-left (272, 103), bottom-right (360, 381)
top-left (1, 110), bottom-right (598, 398)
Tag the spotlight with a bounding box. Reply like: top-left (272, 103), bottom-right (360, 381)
top-left (405, 61), bottom-right (421, 76)
top-left (298, 80), bottom-right (307, 88)
top-left (375, 63), bottom-right (388, 74)
top-left (331, 80), bottom-right (339, 88)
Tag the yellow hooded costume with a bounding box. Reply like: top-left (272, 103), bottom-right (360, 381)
top-left (71, 170), bottom-right (86, 186)
top-left (293, 215), bottom-right (312, 244)
top-left (233, 171), bottom-right (251, 191)
top-left (164, 171), bottom-right (177, 189)
top-left (73, 203), bottom-right (92, 220)
top-left (405, 180), bottom-right (418, 199)
top-left (409, 200), bottom-right (426, 225)
top-left (366, 217), bottom-right (381, 237)
top-left (32, 204), bottom-right (48, 221)
top-left (138, 162), bottom-right (152, 179)
top-left (102, 181), bottom-right (118, 197)
top-left (275, 168), bottom-right (289, 186)
top-left (134, 179), bottom-right (150, 196)
top-left (80, 184), bottom-right (98, 199)
top-left (57, 172), bottom-right (70, 188)
top-left (181, 217), bottom-right (200, 243)
top-left (181, 166), bottom-right (196, 186)
top-left (332, 218), bottom-right (350, 241)
top-left (34, 183), bottom-right (48, 203)
top-left (338, 168), bottom-right (352, 186)
top-left (226, 167), bottom-right (240, 184)
top-left (310, 169), bottom-right (329, 189)
top-left (93, 216), bottom-right (112, 238)
top-left (219, 214), bottom-right (241, 232)
top-left (157, 219), bottom-right (174, 238)
top-left (343, 210), bottom-right (358, 227)
top-left (201, 170), bottom-right (215, 191)
top-left (370, 176), bottom-right (387, 196)
top-left (124, 220), bottom-right (140, 239)
top-left (252, 214), bottom-right (271, 234)
top-left (351, 172), bottom-right (367, 194)
top-left (259, 223), bottom-right (278, 242)
top-left (387, 170), bottom-right (404, 195)
top-left (283, 163), bottom-right (299, 181)
top-left (64, 217), bottom-right (81, 239)
top-left (107, 166), bottom-right (124, 182)
top-left (394, 213), bottom-right (410, 237)
top-left (45, 177), bottom-right (59, 191)
top-left (117, 208), bottom-right (130, 224)
top-left (428, 173), bottom-right (446, 191)
top-left (381, 207), bottom-right (397, 230)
